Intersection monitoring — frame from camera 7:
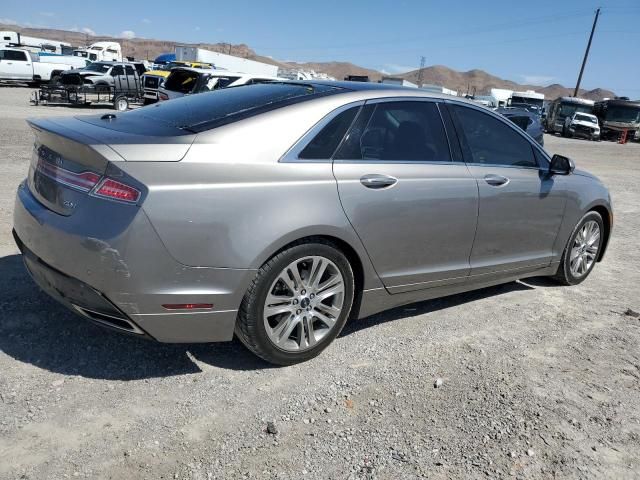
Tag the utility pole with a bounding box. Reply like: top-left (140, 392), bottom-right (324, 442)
top-left (574, 7), bottom-right (600, 97)
top-left (416, 56), bottom-right (426, 87)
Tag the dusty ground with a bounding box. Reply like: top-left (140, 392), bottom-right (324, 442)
top-left (0, 87), bottom-right (639, 480)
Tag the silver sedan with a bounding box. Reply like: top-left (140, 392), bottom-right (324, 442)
top-left (13, 81), bottom-right (612, 364)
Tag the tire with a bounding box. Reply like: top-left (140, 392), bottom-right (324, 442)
top-left (552, 211), bottom-right (604, 286)
top-left (235, 239), bottom-right (355, 365)
top-left (49, 75), bottom-right (61, 86)
top-left (114, 95), bottom-right (129, 111)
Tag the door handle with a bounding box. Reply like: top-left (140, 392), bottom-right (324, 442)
top-left (484, 174), bottom-right (510, 187)
top-left (360, 174), bottom-right (397, 189)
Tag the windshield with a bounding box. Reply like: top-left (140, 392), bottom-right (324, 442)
top-left (574, 114), bottom-right (597, 123)
top-left (83, 63), bottom-right (111, 73)
top-left (130, 83), bottom-right (344, 132)
top-left (559, 103), bottom-right (593, 118)
top-left (606, 106), bottom-right (640, 123)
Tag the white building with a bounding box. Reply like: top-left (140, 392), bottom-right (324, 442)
top-left (421, 84), bottom-right (458, 96)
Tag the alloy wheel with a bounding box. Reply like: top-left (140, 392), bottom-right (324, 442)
top-left (569, 220), bottom-right (600, 278)
top-left (263, 256), bottom-right (345, 352)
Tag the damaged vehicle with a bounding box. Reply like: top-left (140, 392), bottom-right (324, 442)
top-left (157, 67), bottom-right (279, 101)
top-left (13, 82), bottom-right (613, 365)
top-left (564, 112), bottom-right (601, 141)
top-left (59, 61), bottom-right (146, 91)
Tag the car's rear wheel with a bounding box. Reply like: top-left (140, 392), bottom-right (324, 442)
top-left (235, 240), bottom-right (355, 365)
top-left (552, 211), bottom-right (604, 285)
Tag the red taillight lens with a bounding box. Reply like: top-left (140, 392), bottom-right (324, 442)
top-left (36, 158), bottom-right (100, 192)
top-left (158, 92), bottom-right (169, 101)
top-left (93, 178), bottom-right (140, 203)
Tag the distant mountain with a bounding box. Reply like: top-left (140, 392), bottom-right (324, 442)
top-left (0, 24), bottom-right (615, 100)
top-left (396, 66), bottom-right (615, 101)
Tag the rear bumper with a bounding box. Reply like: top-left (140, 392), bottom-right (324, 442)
top-left (13, 181), bottom-right (256, 342)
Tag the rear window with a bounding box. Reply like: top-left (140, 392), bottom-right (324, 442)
top-left (130, 83), bottom-right (346, 133)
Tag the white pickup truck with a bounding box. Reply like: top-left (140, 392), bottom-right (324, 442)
top-left (0, 47), bottom-right (86, 85)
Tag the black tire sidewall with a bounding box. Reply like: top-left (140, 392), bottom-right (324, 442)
top-left (560, 211), bottom-right (604, 285)
top-left (241, 243), bottom-right (355, 365)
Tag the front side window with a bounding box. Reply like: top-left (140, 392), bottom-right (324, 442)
top-left (335, 101), bottom-right (451, 162)
top-left (299, 106), bottom-right (360, 159)
top-left (111, 66), bottom-right (124, 76)
top-left (451, 104), bottom-right (536, 168)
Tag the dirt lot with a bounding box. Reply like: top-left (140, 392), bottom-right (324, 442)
top-left (0, 87), bottom-right (639, 480)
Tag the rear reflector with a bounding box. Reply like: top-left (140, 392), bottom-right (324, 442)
top-left (36, 158), bottom-right (101, 192)
top-left (162, 303), bottom-right (214, 310)
top-left (93, 178), bottom-right (141, 203)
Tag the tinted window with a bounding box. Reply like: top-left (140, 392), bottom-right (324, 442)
top-left (4, 50), bottom-right (28, 61)
top-left (505, 115), bottom-right (532, 131)
top-left (452, 105), bottom-right (536, 167)
top-left (129, 83), bottom-right (344, 132)
top-left (165, 69), bottom-right (199, 93)
top-left (111, 65), bottom-right (124, 76)
top-left (125, 65), bottom-right (135, 75)
top-left (299, 107), bottom-right (360, 159)
top-left (334, 101), bottom-right (451, 162)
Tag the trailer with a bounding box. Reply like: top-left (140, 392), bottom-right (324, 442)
top-left (0, 30), bottom-right (73, 55)
top-left (174, 46), bottom-right (278, 77)
top-left (30, 69), bottom-right (144, 111)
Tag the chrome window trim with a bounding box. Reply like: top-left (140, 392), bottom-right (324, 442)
top-left (279, 100), bottom-right (365, 163)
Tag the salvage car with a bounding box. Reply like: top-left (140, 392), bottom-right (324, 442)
top-left (497, 107), bottom-right (544, 146)
top-left (157, 67), bottom-right (279, 101)
top-left (59, 61), bottom-right (146, 90)
top-left (0, 47), bottom-right (85, 85)
top-left (13, 82), bottom-right (612, 365)
top-left (564, 112), bottom-right (601, 141)
top-left (142, 61), bottom-right (214, 104)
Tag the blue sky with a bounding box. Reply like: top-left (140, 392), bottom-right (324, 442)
top-left (2, 0), bottom-right (639, 97)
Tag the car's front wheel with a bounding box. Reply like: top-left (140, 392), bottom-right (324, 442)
top-left (236, 240), bottom-right (355, 365)
top-left (553, 211), bottom-right (604, 285)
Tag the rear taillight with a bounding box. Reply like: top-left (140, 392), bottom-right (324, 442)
top-left (93, 178), bottom-right (140, 203)
top-left (36, 158), bottom-right (100, 192)
top-left (158, 92), bottom-right (169, 101)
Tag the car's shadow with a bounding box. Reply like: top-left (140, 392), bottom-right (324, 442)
top-left (0, 253), bottom-right (538, 380)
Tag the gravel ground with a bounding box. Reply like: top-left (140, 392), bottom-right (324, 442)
top-left (0, 87), bottom-right (639, 480)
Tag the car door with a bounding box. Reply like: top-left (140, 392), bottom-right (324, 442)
top-left (332, 99), bottom-right (479, 293)
top-left (110, 65), bottom-right (124, 90)
top-left (447, 102), bottom-right (567, 276)
top-left (0, 49), bottom-right (32, 79)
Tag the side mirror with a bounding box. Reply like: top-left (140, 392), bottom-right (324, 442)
top-left (549, 154), bottom-right (575, 175)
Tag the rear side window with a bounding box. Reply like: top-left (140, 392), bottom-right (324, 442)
top-left (335, 101), bottom-right (451, 162)
top-left (299, 107), bottom-right (360, 159)
top-left (124, 65), bottom-right (135, 75)
top-left (451, 105), bottom-right (536, 168)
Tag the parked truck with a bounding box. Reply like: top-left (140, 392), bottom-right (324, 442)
top-left (594, 98), bottom-right (640, 142)
top-left (73, 42), bottom-right (123, 62)
top-left (544, 97), bottom-right (595, 136)
top-left (0, 30), bottom-right (73, 55)
top-left (508, 90), bottom-right (544, 115)
top-left (174, 46), bottom-right (278, 77)
top-left (0, 47), bottom-right (86, 85)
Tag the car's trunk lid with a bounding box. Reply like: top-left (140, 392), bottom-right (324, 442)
top-left (26, 115), bottom-right (195, 216)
